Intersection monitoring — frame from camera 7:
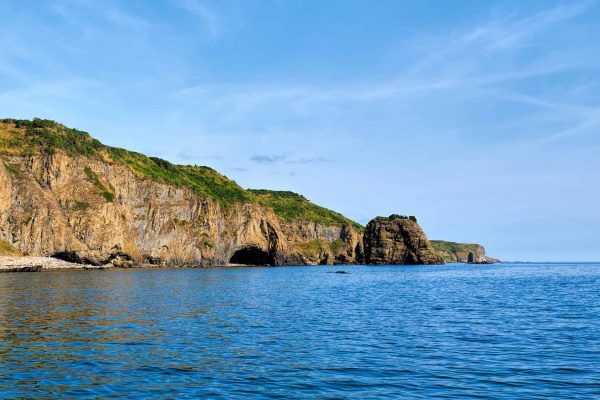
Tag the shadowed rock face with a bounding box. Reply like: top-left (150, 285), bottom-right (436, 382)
top-left (363, 217), bottom-right (444, 265)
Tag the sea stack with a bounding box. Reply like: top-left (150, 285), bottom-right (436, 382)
top-left (363, 215), bottom-right (444, 265)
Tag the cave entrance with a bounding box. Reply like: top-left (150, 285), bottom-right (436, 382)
top-left (229, 246), bottom-right (275, 266)
top-left (467, 252), bottom-right (474, 263)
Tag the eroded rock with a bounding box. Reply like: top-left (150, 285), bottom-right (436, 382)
top-left (363, 216), bottom-right (444, 265)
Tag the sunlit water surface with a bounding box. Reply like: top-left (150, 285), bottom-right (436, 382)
top-left (1, 263), bottom-right (599, 399)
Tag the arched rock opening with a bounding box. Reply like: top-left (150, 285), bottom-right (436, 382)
top-left (467, 252), bottom-right (474, 263)
top-left (229, 246), bottom-right (275, 266)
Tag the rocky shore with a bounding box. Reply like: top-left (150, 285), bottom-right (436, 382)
top-left (0, 256), bottom-right (106, 272)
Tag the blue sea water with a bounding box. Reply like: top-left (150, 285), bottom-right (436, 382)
top-left (0, 263), bottom-right (599, 399)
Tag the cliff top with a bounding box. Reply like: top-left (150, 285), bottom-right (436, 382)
top-left (371, 214), bottom-right (418, 223)
top-left (0, 118), bottom-right (362, 228)
top-left (250, 190), bottom-right (363, 231)
top-left (429, 240), bottom-right (483, 253)
top-left (0, 118), bottom-right (252, 207)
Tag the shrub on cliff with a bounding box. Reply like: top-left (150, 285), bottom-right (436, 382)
top-left (388, 214), bottom-right (417, 223)
top-left (250, 189), bottom-right (363, 230)
top-left (0, 240), bottom-right (19, 256)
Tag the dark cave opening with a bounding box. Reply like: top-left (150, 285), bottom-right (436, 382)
top-left (467, 252), bottom-right (474, 263)
top-left (229, 247), bottom-right (275, 266)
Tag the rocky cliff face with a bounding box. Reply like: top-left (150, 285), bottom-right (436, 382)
top-left (0, 119), bottom-right (363, 266)
top-left (430, 241), bottom-right (498, 263)
top-left (363, 216), bottom-right (444, 265)
top-left (0, 119), bottom-right (496, 268)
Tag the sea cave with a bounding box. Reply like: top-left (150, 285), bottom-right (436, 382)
top-left (229, 246), bottom-right (275, 266)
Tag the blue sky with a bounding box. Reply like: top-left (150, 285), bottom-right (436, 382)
top-left (1, 0), bottom-right (599, 261)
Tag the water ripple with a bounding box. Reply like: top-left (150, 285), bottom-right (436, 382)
top-left (1, 263), bottom-right (599, 398)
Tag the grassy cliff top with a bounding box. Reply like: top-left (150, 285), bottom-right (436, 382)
top-left (430, 240), bottom-right (482, 252)
top-left (0, 118), bottom-right (251, 207)
top-left (0, 118), bottom-right (362, 228)
top-left (250, 190), bottom-right (363, 230)
top-left (371, 214), bottom-right (418, 223)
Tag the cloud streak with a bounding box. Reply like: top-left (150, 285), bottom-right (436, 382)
top-left (250, 154), bottom-right (287, 164)
top-left (171, 0), bottom-right (222, 37)
top-left (169, 1), bottom-right (596, 148)
top-left (249, 154), bottom-right (332, 165)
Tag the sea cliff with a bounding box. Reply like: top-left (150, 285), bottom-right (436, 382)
top-left (0, 118), bottom-right (496, 268)
top-left (0, 119), bottom-right (363, 266)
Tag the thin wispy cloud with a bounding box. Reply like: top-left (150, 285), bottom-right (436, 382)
top-left (172, 0), bottom-right (221, 37)
top-left (286, 157), bottom-right (331, 165)
top-left (169, 1), bottom-right (596, 149)
top-left (250, 154), bottom-right (287, 164)
top-left (249, 154), bottom-right (331, 165)
top-left (457, 1), bottom-right (590, 52)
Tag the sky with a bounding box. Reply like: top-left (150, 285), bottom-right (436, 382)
top-left (0, 0), bottom-right (599, 261)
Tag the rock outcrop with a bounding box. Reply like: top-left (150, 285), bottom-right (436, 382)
top-left (430, 241), bottom-right (499, 264)
top-left (0, 119), bottom-right (364, 266)
top-left (363, 216), bottom-right (444, 265)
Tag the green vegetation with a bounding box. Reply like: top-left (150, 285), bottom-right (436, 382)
top-left (84, 166), bottom-right (115, 203)
top-left (72, 201), bottom-right (91, 211)
top-left (0, 240), bottom-right (19, 256)
top-left (296, 239), bottom-right (328, 257)
top-left (250, 190), bottom-right (363, 230)
top-left (101, 191), bottom-right (114, 202)
top-left (0, 118), bottom-right (103, 157)
top-left (296, 238), bottom-right (347, 257)
top-left (106, 148), bottom-right (252, 207)
top-left (329, 238), bottom-right (346, 255)
top-left (3, 162), bottom-right (19, 176)
top-left (173, 218), bottom-right (189, 227)
top-left (0, 118), bottom-right (250, 208)
top-left (388, 214), bottom-right (418, 223)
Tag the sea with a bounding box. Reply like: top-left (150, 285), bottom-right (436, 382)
top-left (0, 262), bottom-right (598, 399)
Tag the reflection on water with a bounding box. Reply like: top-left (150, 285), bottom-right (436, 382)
top-left (1, 263), bottom-right (599, 398)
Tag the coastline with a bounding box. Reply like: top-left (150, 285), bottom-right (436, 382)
top-left (0, 257), bottom-right (279, 272)
top-left (1, 256), bottom-right (501, 273)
